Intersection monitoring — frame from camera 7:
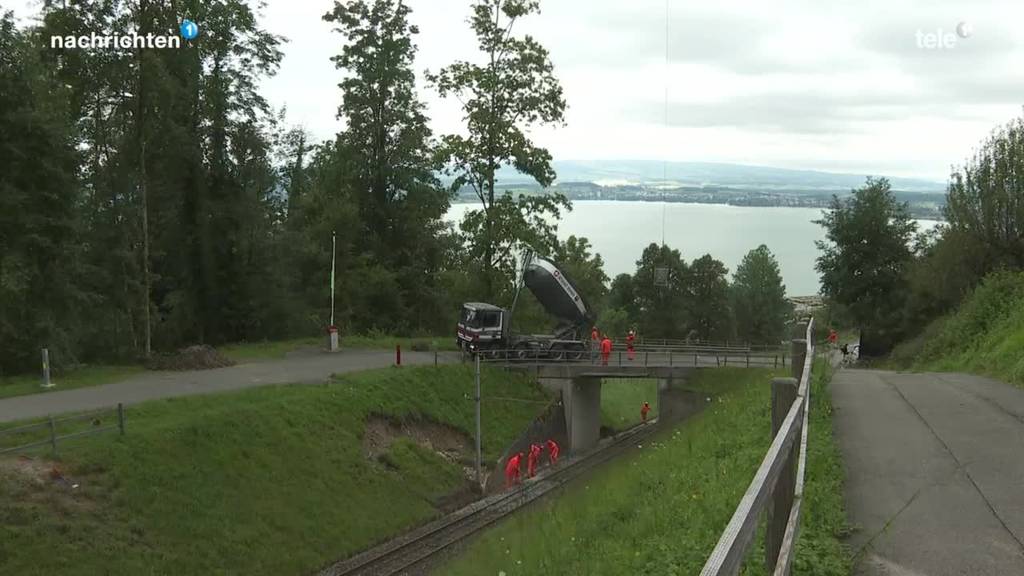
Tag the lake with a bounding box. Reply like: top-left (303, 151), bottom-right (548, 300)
top-left (444, 201), bottom-right (939, 297)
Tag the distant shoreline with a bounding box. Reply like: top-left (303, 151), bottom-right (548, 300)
top-left (448, 198), bottom-right (945, 222)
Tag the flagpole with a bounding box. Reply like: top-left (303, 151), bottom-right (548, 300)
top-left (330, 231), bottom-right (337, 328)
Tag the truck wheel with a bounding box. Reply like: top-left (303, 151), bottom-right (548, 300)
top-left (513, 343), bottom-right (531, 362)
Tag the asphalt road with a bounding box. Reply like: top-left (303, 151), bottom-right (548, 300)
top-left (0, 349), bottom-right (455, 423)
top-left (832, 369), bottom-right (1024, 575)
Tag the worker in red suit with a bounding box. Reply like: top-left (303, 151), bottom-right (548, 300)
top-left (590, 326), bottom-right (600, 362)
top-left (505, 452), bottom-right (523, 488)
top-left (641, 401), bottom-right (651, 422)
top-left (828, 328), bottom-right (838, 349)
top-left (527, 443), bottom-right (542, 478)
top-left (546, 439), bottom-right (560, 465)
top-left (600, 334), bottom-right (613, 365)
top-left (626, 329), bottom-right (636, 361)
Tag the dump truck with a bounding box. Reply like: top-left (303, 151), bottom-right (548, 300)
top-left (456, 252), bottom-right (593, 359)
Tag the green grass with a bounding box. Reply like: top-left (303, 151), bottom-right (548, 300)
top-left (600, 378), bottom-right (658, 431)
top-left (220, 334), bottom-right (457, 361)
top-left (218, 336), bottom-right (324, 360)
top-left (788, 360), bottom-right (852, 575)
top-left (0, 364), bottom-right (552, 575)
top-left (890, 271), bottom-right (1024, 386)
top-left (0, 365), bottom-right (144, 400)
top-left (439, 361), bottom-right (851, 576)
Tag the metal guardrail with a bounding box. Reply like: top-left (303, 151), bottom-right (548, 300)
top-left (0, 404), bottom-right (125, 456)
top-left (700, 316), bottom-right (815, 576)
top-left (473, 345), bottom-right (792, 371)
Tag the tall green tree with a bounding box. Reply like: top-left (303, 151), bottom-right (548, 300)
top-left (732, 245), bottom-right (791, 344)
top-left (457, 192), bottom-right (567, 305)
top-left (0, 13), bottom-right (82, 373)
top-left (608, 273), bottom-right (638, 319)
top-left (945, 114), bottom-right (1024, 274)
top-left (324, 0), bottom-right (451, 333)
top-left (553, 236), bottom-right (609, 310)
top-left (687, 254), bottom-right (733, 341)
top-left (816, 177), bottom-right (917, 353)
top-left (428, 0), bottom-right (567, 298)
top-left (632, 243), bottom-right (690, 339)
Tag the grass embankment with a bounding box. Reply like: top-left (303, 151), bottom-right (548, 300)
top-left (0, 365), bottom-right (143, 400)
top-left (888, 271), bottom-right (1024, 386)
top-left (220, 334), bottom-right (457, 361)
top-left (441, 361), bottom-right (850, 576)
top-left (600, 378), bottom-right (658, 432)
top-left (0, 365), bottom-right (551, 575)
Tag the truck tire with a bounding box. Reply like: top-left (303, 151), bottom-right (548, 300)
top-left (513, 342), bottom-right (532, 362)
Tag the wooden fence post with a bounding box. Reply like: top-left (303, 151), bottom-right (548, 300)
top-left (766, 377), bottom-right (798, 570)
top-left (791, 339), bottom-right (807, 382)
top-left (48, 416), bottom-right (57, 456)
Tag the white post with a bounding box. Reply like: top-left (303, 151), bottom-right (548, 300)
top-left (330, 231), bottom-right (337, 328)
top-left (329, 231), bottom-right (339, 352)
top-left (475, 353), bottom-right (482, 487)
top-left (41, 348), bottom-right (53, 388)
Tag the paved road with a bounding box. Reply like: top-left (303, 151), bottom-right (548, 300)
top-left (0, 349), bottom-right (455, 423)
top-left (832, 369), bottom-right (1024, 575)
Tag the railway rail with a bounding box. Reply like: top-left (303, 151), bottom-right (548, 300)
top-left (318, 419), bottom-right (664, 576)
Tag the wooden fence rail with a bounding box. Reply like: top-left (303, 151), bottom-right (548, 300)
top-left (700, 316), bottom-right (816, 576)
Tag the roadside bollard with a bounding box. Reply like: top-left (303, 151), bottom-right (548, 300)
top-left (396, 345), bottom-right (402, 367)
top-left (41, 348), bottom-right (53, 388)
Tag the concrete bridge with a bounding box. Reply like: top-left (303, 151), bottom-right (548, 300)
top-left (484, 346), bottom-right (788, 452)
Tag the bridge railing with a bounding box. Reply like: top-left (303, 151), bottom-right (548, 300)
top-left (474, 346), bottom-right (792, 370)
top-left (700, 316), bottom-right (815, 576)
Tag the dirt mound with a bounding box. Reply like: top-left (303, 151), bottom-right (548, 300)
top-left (145, 345), bottom-right (236, 371)
top-left (363, 415), bottom-right (472, 464)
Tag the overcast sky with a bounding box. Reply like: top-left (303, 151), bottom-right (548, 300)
top-left (14, 0), bottom-right (1024, 181)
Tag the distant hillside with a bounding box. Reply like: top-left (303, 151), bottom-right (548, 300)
top-left (492, 160), bottom-right (945, 194)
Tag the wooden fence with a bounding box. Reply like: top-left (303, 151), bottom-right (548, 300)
top-left (700, 316), bottom-right (816, 576)
top-left (0, 404), bottom-right (125, 457)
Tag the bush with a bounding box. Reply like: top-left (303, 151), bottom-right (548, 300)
top-left (919, 271), bottom-right (1024, 362)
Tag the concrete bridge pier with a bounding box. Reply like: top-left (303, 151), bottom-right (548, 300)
top-left (535, 365), bottom-right (697, 453)
top-left (658, 376), bottom-right (676, 421)
top-left (561, 377), bottom-right (603, 453)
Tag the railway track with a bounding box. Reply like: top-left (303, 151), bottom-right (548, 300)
top-left (318, 419), bottom-right (664, 576)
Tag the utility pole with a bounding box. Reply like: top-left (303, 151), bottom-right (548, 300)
top-left (475, 353), bottom-right (482, 487)
top-left (329, 231), bottom-right (339, 352)
top-left (330, 230), bottom-right (337, 327)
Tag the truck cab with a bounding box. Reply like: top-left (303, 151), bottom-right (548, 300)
top-left (456, 302), bottom-right (508, 352)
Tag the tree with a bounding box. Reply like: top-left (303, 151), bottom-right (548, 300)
top-left (428, 0), bottom-right (567, 297)
top-left (816, 177), bottom-right (917, 353)
top-left (687, 254), bottom-right (733, 341)
top-left (324, 0), bottom-right (451, 333)
top-left (945, 114), bottom-right (1024, 274)
top-left (0, 13), bottom-right (83, 373)
top-left (732, 245), bottom-right (791, 344)
top-left (553, 236), bottom-right (609, 311)
top-left (458, 192), bottom-right (568, 304)
top-left (608, 273), bottom-right (638, 320)
top-left (632, 243), bottom-right (689, 339)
